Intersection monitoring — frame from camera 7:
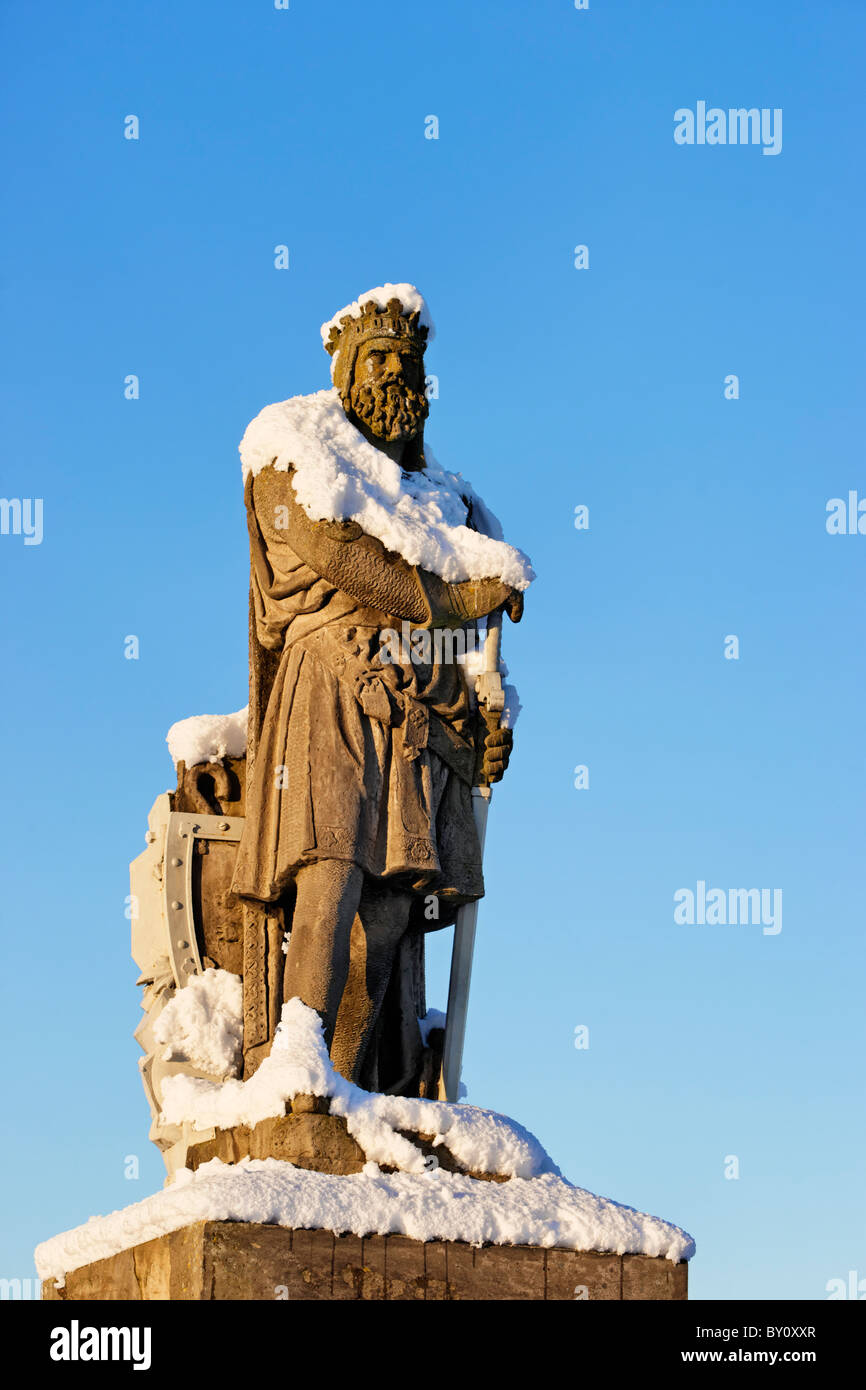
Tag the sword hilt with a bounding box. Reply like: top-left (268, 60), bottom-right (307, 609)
top-left (474, 610), bottom-right (505, 785)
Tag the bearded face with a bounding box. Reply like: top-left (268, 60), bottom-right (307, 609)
top-left (347, 342), bottom-right (429, 442)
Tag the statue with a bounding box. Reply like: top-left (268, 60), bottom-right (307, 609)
top-left (231, 284), bottom-right (528, 1094)
top-left (40, 284), bottom-right (693, 1302)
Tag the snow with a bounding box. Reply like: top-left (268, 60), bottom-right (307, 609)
top-left (153, 970), bottom-right (243, 1080)
top-left (160, 999), bottom-right (552, 1180)
top-left (166, 708), bottom-right (247, 769)
top-left (320, 282), bottom-right (434, 350)
top-left (418, 1008), bottom-right (447, 1045)
top-left (35, 999), bottom-right (694, 1284)
top-left (239, 389), bottom-right (534, 590)
top-left (501, 682), bottom-right (522, 731)
top-left (35, 1157), bottom-right (695, 1287)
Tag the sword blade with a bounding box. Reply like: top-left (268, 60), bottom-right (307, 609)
top-left (439, 784), bottom-right (491, 1101)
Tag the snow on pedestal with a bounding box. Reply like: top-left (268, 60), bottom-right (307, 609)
top-left (36, 1002), bottom-right (694, 1292)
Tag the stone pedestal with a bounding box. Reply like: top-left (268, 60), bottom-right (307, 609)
top-left (42, 1222), bottom-right (688, 1301)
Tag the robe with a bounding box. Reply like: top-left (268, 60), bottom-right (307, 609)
top-left (231, 465), bottom-right (485, 911)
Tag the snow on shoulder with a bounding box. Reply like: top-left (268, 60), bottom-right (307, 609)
top-left (34, 1000), bottom-right (694, 1285)
top-left (238, 389), bottom-right (534, 591)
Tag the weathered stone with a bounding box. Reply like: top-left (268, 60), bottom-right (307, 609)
top-left (422, 1240), bottom-right (451, 1301)
top-left (445, 1240), bottom-right (548, 1301)
top-left (622, 1252), bottom-right (688, 1301)
top-left (331, 1233), bottom-right (366, 1301)
top-left (45, 1245), bottom-right (140, 1302)
top-left (291, 1093), bottom-right (330, 1115)
top-left (184, 1123), bottom-right (254, 1168)
top-left (382, 1234), bottom-right (428, 1301)
top-left (183, 1111), bottom-right (514, 1182)
top-left (545, 1247), bottom-right (622, 1301)
top-left (393, 1129), bottom-right (510, 1182)
top-left (185, 1113), bottom-right (366, 1177)
top-left (132, 1233), bottom-right (171, 1301)
top-left (175, 758), bottom-right (245, 818)
top-left (359, 1235), bottom-right (387, 1301)
top-left (43, 1225), bottom-right (205, 1302)
top-left (42, 1223), bottom-right (689, 1301)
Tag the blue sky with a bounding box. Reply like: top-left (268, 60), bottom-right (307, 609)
top-left (1, 0), bottom-right (863, 1300)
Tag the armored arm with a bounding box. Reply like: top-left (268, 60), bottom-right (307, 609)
top-left (252, 466), bottom-right (518, 626)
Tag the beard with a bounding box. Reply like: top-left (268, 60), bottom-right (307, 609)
top-left (349, 378), bottom-right (429, 442)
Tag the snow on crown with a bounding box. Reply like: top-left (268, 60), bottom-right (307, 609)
top-left (320, 283), bottom-right (434, 357)
top-left (323, 297), bottom-right (429, 361)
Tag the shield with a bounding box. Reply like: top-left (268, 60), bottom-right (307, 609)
top-left (130, 783), bottom-right (254, 1175)
top-left (161, 810), bottom-right (245, 982)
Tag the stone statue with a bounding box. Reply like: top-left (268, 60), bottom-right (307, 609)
top-left (231, 286), bottom-right (527, 1095)
top-left (55, 286), bottom-right (692, 1303)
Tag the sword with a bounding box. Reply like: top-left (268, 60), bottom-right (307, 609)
top-left (438, 609), bottom-right (505, 1102)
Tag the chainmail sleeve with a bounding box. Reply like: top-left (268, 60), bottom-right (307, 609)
top-left (251, 464), bottom-right (512, 625)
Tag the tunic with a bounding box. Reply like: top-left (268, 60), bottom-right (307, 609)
top-left (231, 465), bottom-right (484, 908)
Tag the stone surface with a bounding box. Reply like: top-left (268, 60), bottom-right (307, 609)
top-left (622, 1252), bottom-right (689, 1301)
top-left (183, 1110), bottom-right (511, 1182)
top-left (184, 1113), bottom-right (367, 1177)
top-left (174, 757), bottom-right (246, 818)
top-left (43, 1222), bottom-right (688, 1301)
top-left (394, 1127), bottom-right (510, 1182)
top-left (233, 289), bottom-right (524, 1092)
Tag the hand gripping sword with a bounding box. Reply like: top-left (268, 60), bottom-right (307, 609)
top-left (438, 609), bottom-right (505, 1102)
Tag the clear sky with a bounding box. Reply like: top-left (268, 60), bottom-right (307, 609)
top-left (1, 0), bottom-right (863, 1300)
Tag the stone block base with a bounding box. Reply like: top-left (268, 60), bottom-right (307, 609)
top-left (184, 1110), bottom-right (367, 1177)
top-left (42, 1222), bottom-right (688, 1301)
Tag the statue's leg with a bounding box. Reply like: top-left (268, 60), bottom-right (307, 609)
top-left (329, 879), bottom-right (414, 1085)
top-left (282, 859), bottom-right (364, 1049)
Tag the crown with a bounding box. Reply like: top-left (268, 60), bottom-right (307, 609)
top-left (324, 296), bottom-right (429, 362)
